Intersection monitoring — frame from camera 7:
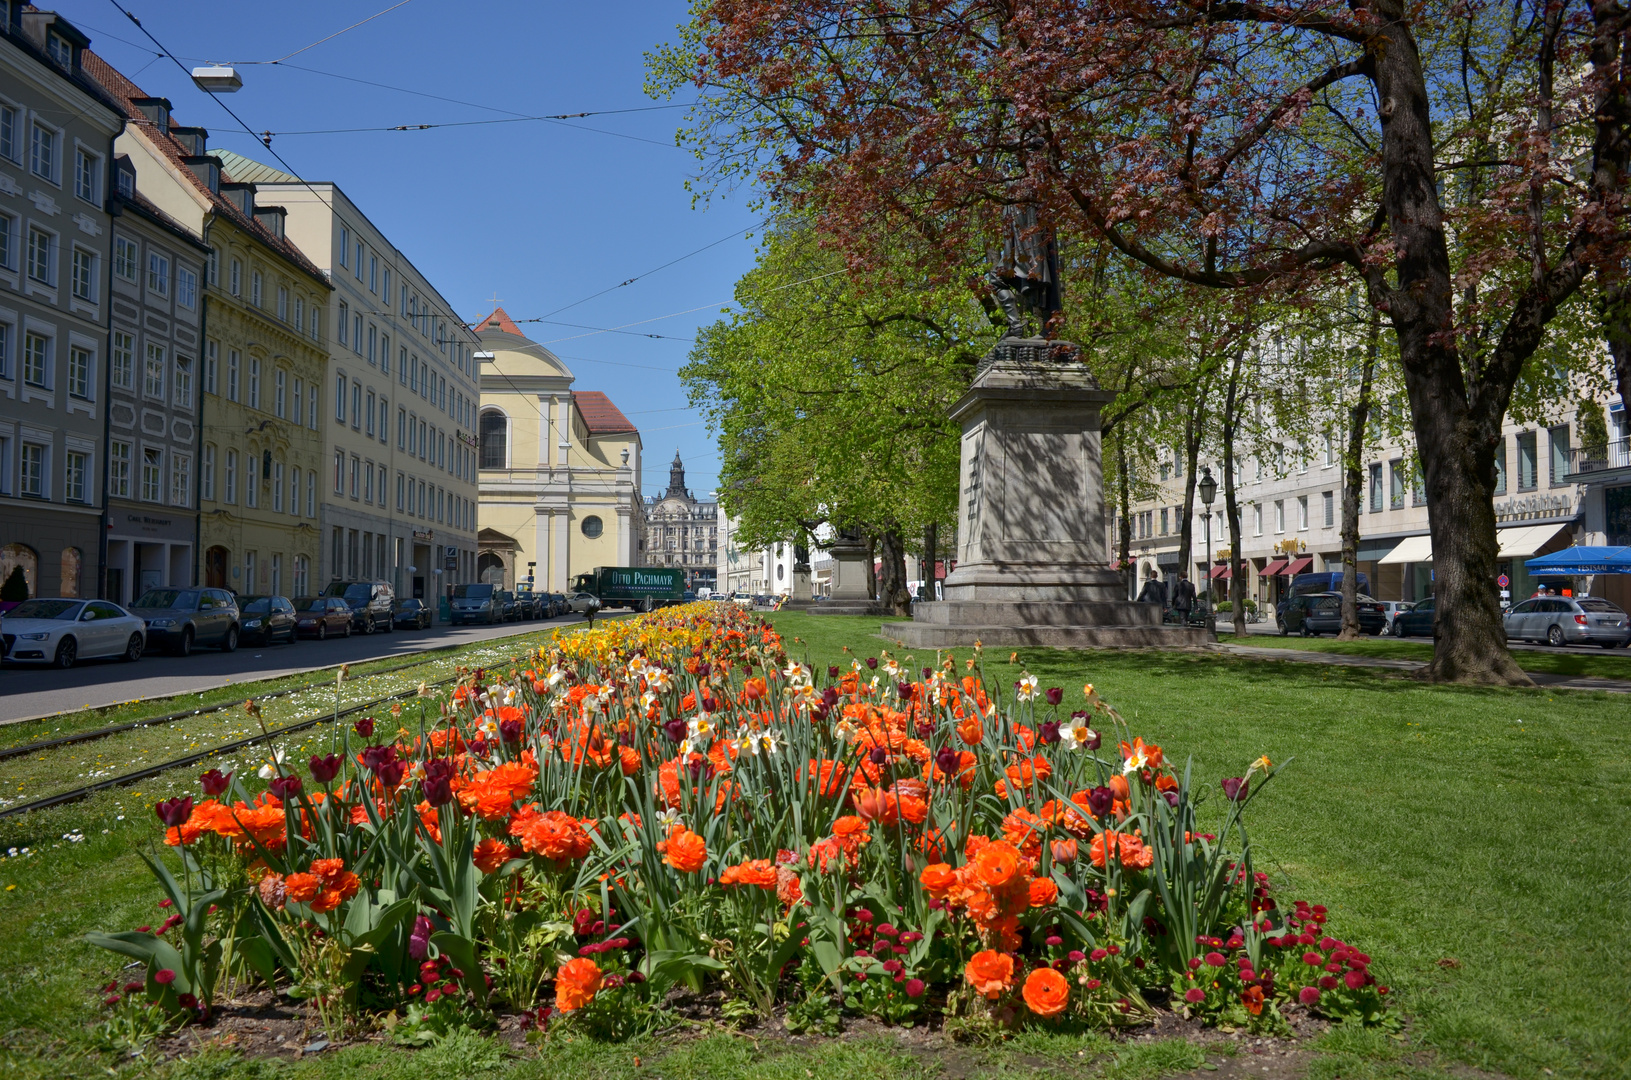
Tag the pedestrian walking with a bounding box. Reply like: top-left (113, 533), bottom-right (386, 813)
top-left (1171, 572), bottom-right (1197, 620)
top-left (1136, 569), bottom-right (1167, 607)
top-left (1532, 584), bottom-right (1550, 599)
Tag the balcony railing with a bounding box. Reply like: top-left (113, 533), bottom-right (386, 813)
top-left (1564, 436), bottom-right (1631, 478)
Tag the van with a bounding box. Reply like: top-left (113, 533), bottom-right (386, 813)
top-left (449, 582), bottom-right (500, 625)
top-left (1291, 571), bottom-right (1370, 597)
top-left (320, 581), bottom-right (395, 634)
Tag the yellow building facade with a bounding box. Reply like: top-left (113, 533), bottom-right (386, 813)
top-left (473, 310), bottom-right (642, 591)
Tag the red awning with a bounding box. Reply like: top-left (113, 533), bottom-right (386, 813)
top-left (1261, 557), bottom-right (1289, 576)
top-left (1209, 564), bottom-right (1231, 579)
top-left (1285, 556), bottom-right (1314, 575)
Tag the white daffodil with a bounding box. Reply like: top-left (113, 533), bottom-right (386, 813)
top-left (409, 761), bottom-right (427, 782)
top-left (479, 717), bottom-right (499, 738)
top-left (648, 668), bottom-right (672, 693)
top-left (783, 661), bottom-right (809, 682)
top-left (641, 690), bottom-right (659, 711)
top-left (1015, 674), bottom-right (1040, 701)
top-left (1122, 742), bottom-right (1149, 774)
top-left (759, 730), bottom-right (782, 756)
top-left (687, 716), bottom-right (714, 741)
top-left (1060, 722), bottom-right (1098, 751)
top-left (679, 736), bottom-right (697, 756)
top-left (656, 807), bottom-right (682, 830)
top-left (256, 749), bottom-right (286, 780)
top-left (833, 718), bottom-right (860, 744)
top-left (502, 686), bottom-right (518, 706)
top-left (547, 668), bottom-right (567, 689)
top-left (884, 659), bottom-right (901, 678)
top-left (735, 728), bottom-right (759, 756)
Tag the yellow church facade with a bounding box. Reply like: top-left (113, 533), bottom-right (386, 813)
top-left (473, 310), bottom-right (643, 591)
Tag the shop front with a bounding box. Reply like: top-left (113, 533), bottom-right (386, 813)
top-left (105, 506), bottom-right (198, 607)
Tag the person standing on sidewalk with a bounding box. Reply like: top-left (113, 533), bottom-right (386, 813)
top-left (1171, 572), bottom-right (1197, 622)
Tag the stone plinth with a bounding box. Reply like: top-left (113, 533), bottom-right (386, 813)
top-left (891, 337), bottom-right (1209, 649)
top-left (783, 542), bottom-right (896, 616)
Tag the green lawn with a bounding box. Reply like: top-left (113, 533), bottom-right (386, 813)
top-left (1191, 631), bottom-right (1631, 680)
top-left (1, 611), bottom-right (1625, 1080)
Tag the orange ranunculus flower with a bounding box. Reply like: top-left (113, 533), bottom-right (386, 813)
top-left (554, 957), bottom-right (602, 1012)
top-left (894, 793), bottom-right (929, 825)
top-left (309, 887), bottom-right (345, 913)
top-left (473, 837), bottom-right (511, 873)
top-left (957, 713), bottom-right (983, 747)
top-left (1028, 877), bottom-right (1060, 908)
top-left (831, 815), bottom-right (870, 844)
top-left (973, 840), bottom-right (1022, 887)
top-left (919, 862), bottom-right (957, 896)
top-left (618, 745), bottom-right (641, 776)
top-left (964, 949), bottom-right (1016, 999)
top-left (1004, 755), bottom-right (1052, 791)
top-left (517, 810), bottom-right (593, 862)
top-left (742, 677), bottom-right (768, 701)
top-left (1089, 831), bottom-right (1154, 870)
top-left (1022, 967), bottom-right (1070, 1017)
top-left (664, 828), bottom-right (708, 873)
top-left (283, 872), bottom-right (320, 903)
top-left (1001, 809), bottom-right (1046, 858)
top-left (718, 858), bottom-right (778, 889)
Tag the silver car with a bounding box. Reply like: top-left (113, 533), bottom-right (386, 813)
top-left (1376, 600), bottom-right (1415, 635)
top-left (1, 598), bottom-right (148, 667)
top-left (1503, 597), bottom-right (1631, 648)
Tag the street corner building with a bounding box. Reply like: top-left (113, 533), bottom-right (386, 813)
top-left (473, 308), bottom-right (643, 592)
top-left (0, 9), bottom-right (126, 600)
top-left (645, 450), bottom-right (717, 592)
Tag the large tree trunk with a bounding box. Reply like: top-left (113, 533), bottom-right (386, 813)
top-left (923, 521), bottom-right (938, 602)
top-left (1338, 310), bottom-right (1379, 640)
top-left (865, 533), bottom-right (877, 601)
top-left (1116, 435), bottom-right (1134, 599)
top-left (1221, 347), bottom-right (1247, 638)
top-left (1591, 0), bottom-right (1631, 412)
top-left (876, 528), bottom-right (913, 615)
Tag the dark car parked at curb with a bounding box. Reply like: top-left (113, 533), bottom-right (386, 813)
top-left (1504, 596), bottom-right (1631, 648)
top-left (237, 595), bottom-right (298, 645)
top-left (321, 581), bottom-right (395, 634)
top-left (1392, 597), bottom-right (1436, 638)
top-left (293, 597), bottom-right (353, 639)
top-left (449, 583), bottom-right (500, 625)
top-left (1278, 592), bottom-right (1387, 636)
top-left (131, 588), bottom-right (241, 656)
top-left (393, 598), bottom-right (432, 631)
top-left (495, 590), bottom-right (521, 622)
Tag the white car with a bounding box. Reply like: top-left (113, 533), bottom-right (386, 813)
top-left (566, 592), bottom-right (603, 615)
top-left (2, 598), bottom-right (148, 668)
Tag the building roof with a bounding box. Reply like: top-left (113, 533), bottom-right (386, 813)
top-left (574, 391), bottom-right (637, 437)
top-left (210, 148), bottom-right (300, 185)
top-left (80, 50), bottom-right (332, 291)
top-left (474, 308), bottom-right (524, 336)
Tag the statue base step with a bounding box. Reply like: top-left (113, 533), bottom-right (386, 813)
top-left (885, 619), bottom-right (1212, 649)
top-left (782, 599), bottom-right (898, 616)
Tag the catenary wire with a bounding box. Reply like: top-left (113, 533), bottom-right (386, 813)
top-left (224, 0), bottom-right (416, 65)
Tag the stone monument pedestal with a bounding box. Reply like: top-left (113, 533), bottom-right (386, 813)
top-left (785, 534), bottom-right (895, 615)
top-left (890, 338), bottom-right (1209, 649)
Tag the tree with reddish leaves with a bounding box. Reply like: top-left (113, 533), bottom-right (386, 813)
top-left (653, 0), bottom-right (1630, 683)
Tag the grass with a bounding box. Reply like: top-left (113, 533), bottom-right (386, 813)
top-left (2, 611), bottom-right (1627, 1080)
top-left (1198, 631), bottom-right (1631, 680)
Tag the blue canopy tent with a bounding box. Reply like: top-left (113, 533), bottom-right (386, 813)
top-left (1524, 547), bottom-right (1631, 576)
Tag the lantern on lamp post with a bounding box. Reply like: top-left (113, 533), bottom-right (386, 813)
top-left (1198, 466), bottom-right (1218, 622)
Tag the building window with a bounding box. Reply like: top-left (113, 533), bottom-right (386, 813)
top-left (349, 455), bottom-right (359, 498)
top-left (367, 324), bottom-right (376, 364)
top-left (581, 515), bottom-right (604, 539)
top-left (249, 357), bottom-right (261, 410)
top-left (293, 295), bottom-right (303, 332)
top-left (250, 270), bottom-right (262, 307)
top-left (245, 452), bottom-right (257, 508)
top-left (338, 302), bottom-right (349, 346)
top-left (480, 410), bottom-right (507, 469)
top-left (0, 104), bottom-right (15, 163)
top-left (224, 448), bottom-right (238, 504)
top-left (363, 461), bottom-right (374, 503)
top-left (202, 444), bottom-right (215, 501)
top-left (1273, 500), bottom-right (1285, 534)
top-left (20, 442), bottom-right (44, 496)
top-left (353, 314), bottom-right (363, 354)
top-left (29, 122), bottom-right (55, 181)
top-left (27, 226), bottom-right (52, 283)
top-left (171, 453), bottom-right (191, 506)
top-left (1322, 490), bottom-right (1334, 528)
top-left (60, 448), bottom-right (87, 502)
top-left (207, 247), bottom-right (218, 285)
top-left (365, 389), bottom-right (376, 436)
top-left (114, 236), bottom-right (138, 281)
top-left (147, 252), bottom-right (169, 297)
top-left (306, 471), bottom-right (316, 516)
top-left (74, 148), bottom-right (97, 202)
top-left (277, 286), bottom-right (288, 322)
top-left (227, 349), bottom-right (240, 402)
top-left (396, 471), bottom-right (404, 511)
top-left (176, 267), bottom-right (196, 309)
top-left (141, 447), bottom-right (162, 502)
top-left (229, 258), bottom-right (241, 296)
top-left (110, 440), bottom-right (131, 498)
top-left (0, 214), bottom-right (13, 270)
top-left (68, 247), bottom-right (94, 301)
top-left (309, 306), bottom-right (321, 342)
top-left (352, 381), bottom-right (362, 428)
top-left (334, 450), bottom-right (343, 493)
top-left (380, 334), bottom-right (390, 376)
top-left (68, 345), bottom-right (91, 399)
top-left (22, 331), bottom-right (48, 387)
top-left (1493, 437), bottom-right (1508, 494)
top-left (369, 254), bottom-right (377, 292)
top-left (1389, 459), bottom-right (1406, 508)
top-left (1548, 424), bottom-right (1570, 486)
top-left (272, 368), bottom-right (285, 418)
top-left (338, 224), bottom-right (350, 266)
top-left (142, 343), bottom-right (165, 399)
top-left (1298, 495), bottom-right (1309, 530)
top-left (293, 555), bottom-right (309, 596)
top-left (46, 31), bottom-right (73, 67)
top-left (272, 460), bottom-right (284, 512)
top-left (355, 241), bottom-right (364, 278)
top-left (293, 377), bottom-right (302, 423)
top-left (204, 341), bottom-right (218, 395)
top-left (399, 347), bottom-right (408, 384)
top-left (1517, 432), bottom-right (1538, 491)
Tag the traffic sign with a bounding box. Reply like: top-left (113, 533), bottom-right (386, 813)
top-left (1497, 574), bottom-right (1510, 588)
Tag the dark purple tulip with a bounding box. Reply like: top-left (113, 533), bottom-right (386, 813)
top-left (663, 718), bottom-right (688, 743)
top-left (866, 657), bottom-right (878, 670)
top-left (360, 744), bottom-right (397, 773)
top-left (828, 666), bottom-right (841, 679)
top-left (1087, 786), bottom-right (1114, 817)
top-left (198, 769), bottom-right (231, 797)
top-left (922, 667), bottom-right (933, 680)
top-left (468, 738), bottom-right (491, 757)
top-left (686, 757), bottom-right (706, 779)
top-left (869, 746), bottom-right (889, 766)
top-left (1045, 687), bottom-right (1064, 706)
top-left (822, 687), bottom-right (840, 708)
top-left (155, 796), bottom-right (194, 829)
top-left (499, 718), bottom-right (524, 744)
top-left (1163, 790), bottom-right (1180, 807)
top-left (915, 721), bottom-right (934, 738)
top-left (700, 694), bottom-right (718, 713)
top-left (897, 681), bottom-right (914, 699)
top-left (422, 759), bottom-right (457, 806)
top-left (353, 717), bottom-right (376, 739)
top-left (1221, 777), bottom-right (1250, 802)
top-left (268, 775), bottom-right (303, 802)
top-left (1037, 720), bottom-right (1061, 745)
top-left (935, 746), bottom-right (961, 774)
top-left (377, 759), bottom-right (407, 789)
top-left (408, 915), bottom-right (433, 959)
top-left (309, 754), bottom-right (343, 783)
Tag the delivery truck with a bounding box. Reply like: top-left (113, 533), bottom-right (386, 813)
top-left (571, 566), bottom-right (686, 611)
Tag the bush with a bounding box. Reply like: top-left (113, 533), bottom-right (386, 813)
top-left (1, 566), bottom-right (28, 602)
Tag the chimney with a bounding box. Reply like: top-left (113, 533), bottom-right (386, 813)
top-left (219, 181), bottom-right (255, 218)
top-left (170, 126), bottom-right (208, 156)
top-left (182, 155), bottom-right (221, 195)
top-left (130, 96), bottom-right (172, 136)
top-left (253, 204), bottom-right (287, 240)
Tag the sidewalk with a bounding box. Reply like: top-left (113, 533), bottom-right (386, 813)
top-left (1216, 641), bottom-right (1631, 693)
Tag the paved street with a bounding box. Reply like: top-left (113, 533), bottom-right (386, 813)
top-left (0, 614), bottom-right (603, 726)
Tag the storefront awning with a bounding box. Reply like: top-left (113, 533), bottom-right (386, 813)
top-left (1379, 535), bottom-right (1433, 565)
top-left (1285, 556), bottom-right (1314, 575)
top-left (1495, 523), bottom-right (1570, 559)
top-left (1209, 564), bottom-right (1231, 579)
top-left (1261, 557), bottom-right (1289, 576)
top-left (1525, 546), bottom-right (1631, 575)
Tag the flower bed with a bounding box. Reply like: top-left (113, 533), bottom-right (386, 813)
top-left (88, 603), bottom-right (1387, 1045)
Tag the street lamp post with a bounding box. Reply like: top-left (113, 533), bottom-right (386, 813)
top-left (1198, 466), bottom-right (1218, 627)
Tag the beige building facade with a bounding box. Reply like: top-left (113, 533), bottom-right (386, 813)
top-left (473, 309), bottom-right (642, 591)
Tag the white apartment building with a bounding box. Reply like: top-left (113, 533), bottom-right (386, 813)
top-left (219, 152), bottom-right (481, 605)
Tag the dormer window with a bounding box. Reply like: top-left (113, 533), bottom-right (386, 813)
top-left (47, 31), bottom-right (72, 68)
top-left (116, 167), bottom-right (133, 199)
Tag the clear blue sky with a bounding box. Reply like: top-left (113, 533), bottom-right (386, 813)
top-left (58, 0), bottom-right (754, 500)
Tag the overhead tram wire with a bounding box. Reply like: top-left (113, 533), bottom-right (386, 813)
top-left (223, 0), bottom-right (417, 65)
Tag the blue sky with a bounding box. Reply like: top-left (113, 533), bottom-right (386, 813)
top-left (58, 0), bottom-right (755, 500)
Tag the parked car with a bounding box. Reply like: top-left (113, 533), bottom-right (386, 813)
top-left (1, 598), bottom-right (148, 667)
top-left (1376, 600), bottom-right (1415, 635)
top-left (237, 595), bottom-right (298, 645)
top-left (392, 598), bottom-right (432, 630)
top-left (729, 592), bottom-right (754, 607)
top-left (543, 592), bottom-right (567, 618)
top-left (515, 588), bottom-right (545, 619)
top-left (293, 596), bottom-right (354, 639)
top-left (1277, 592), bottom-right (1386, 636)
top-left (131, 588), bottom-right (241, 656)
top-left (449, 583), bottom-right (500, 625)
top-left (320, 581), bottom-right (395, 634)
top-left (567, 591), bottom-right (602, 615)
top-left (1392, 597), bottom-right (1436, 638)
top-left (1504, 596), bottom-right (1631, 648)
top-left (494, 590), bottom-right (521, 621)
